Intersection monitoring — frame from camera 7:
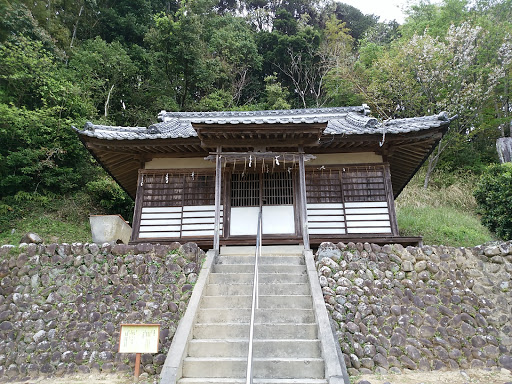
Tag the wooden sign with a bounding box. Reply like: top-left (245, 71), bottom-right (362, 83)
top-left (119, 324), bottom-right (160, 378)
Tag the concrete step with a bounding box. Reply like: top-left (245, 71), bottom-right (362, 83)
top-left (196, 308), bottom-right (315, 323)
top-left (216, 255), bottom-right (304, 265)
top-left (193, 323), bottom-right (318, 340)
top-left (187, 339), bottom-right (321, 358)
top-left (181, 357), bottom-right (324, 379)
top-left (205, 283), bottom-right (310, 296)
top-left (200, 295), bottom-right (313, 309)
top-left (208, 273), bottom-right (307, 284)
top-left (220, 245), bottom-right (304, 256)
top-left (179, 378), bottom-right (328, 384)
top-left (212, 264), bottom-right (306, 274)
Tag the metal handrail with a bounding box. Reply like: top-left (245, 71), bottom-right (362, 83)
top-left (246, 207), bottom-right (262, 384)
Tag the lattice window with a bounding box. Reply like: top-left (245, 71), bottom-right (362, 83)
top-left (262, 172), bottom-right (293, 205)
top-left (231, 173), bottom-right (260, 207)
top-left (305, 170), bottom-right (343, 204)
top-left (183, 174), bottom-right (216, 206)
top-left (136, 170), bottom-right (223, 240)
top-left (342, 167), bottom-right (386, 202)
top-left (140, 171), bottom-right (216, 207)
top-left (141, 173), bottom-right (184, 207)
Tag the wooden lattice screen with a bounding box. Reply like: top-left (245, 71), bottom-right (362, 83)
top-left (134, 170), bottom-right (223, 240)
top-left (305, 165), bottom-right (394, 235)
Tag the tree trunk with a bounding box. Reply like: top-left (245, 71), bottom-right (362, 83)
top-left (105, 84), bottom-right (115, 118)
top-left (70, 5), bottom-right (84, 50)
top-left (497, 136), bottom-right (512, 163)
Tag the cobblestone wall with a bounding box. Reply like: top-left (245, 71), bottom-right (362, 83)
top-left (0, 242), bottom-right (205, 381)
top-left (315, 241), bottom-right (512, 377)
top-left (2, 240), bottom-right (512, 382)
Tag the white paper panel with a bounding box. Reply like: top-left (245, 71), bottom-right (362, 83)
top-left (140, 213), bottom-right (182, 219)
top-left (182, 230), bottom-right (216, 236)
top-left (140, 219), bottom-right (181, 226)
top-left (307, 209), bottom-right (344, 216)
top-left (230, 207), bottom-right (260, 236)
top-left (183, 205), bottom-right (223, 212)
top-left (182, 217), bottom-right (216, 224)
top-left (139, 232), bottom-right (181, 238)
top-left (142, 207), bottom-right (182, 213)
top-left (307, 215), bottom-right (344, 222)
top-left (344, 202), bottom-right (388, 208)
top-left (181, 224), bottom-right (220, 231)
top-left (347, 221), bottom-right (391, 228)
top-left (309, 228), bottom-right (346, 235)
top-left (262, 205), bottom-right (295, 234)
top-left (347, 227), bottom-right (391, 234)
top-left (183, 211), bottom-right (220, 218)
top-left (306, 203), bottom-right (344, 209)
top-left (344, 208), bottom-right (389, 214)
top-left (139, 225), bottom-right (181, 232)
top-left (345, 214), bottom-right (389, 221)
top-left (308, 222), bottom-right (345, 228)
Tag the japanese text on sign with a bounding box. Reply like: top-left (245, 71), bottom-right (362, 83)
top-left (119, 324), bottom-right (160, 354)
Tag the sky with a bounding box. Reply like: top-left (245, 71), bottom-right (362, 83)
top-left (338, 0), bottom-right (410, 23)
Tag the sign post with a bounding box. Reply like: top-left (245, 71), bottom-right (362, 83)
top-left (119, 324), bottom-right (160, 379)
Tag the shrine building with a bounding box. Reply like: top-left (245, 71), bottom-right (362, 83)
top-left (73, 105), bottom-right (454, 250)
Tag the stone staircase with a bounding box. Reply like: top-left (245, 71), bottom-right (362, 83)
top-left (161, 245), bottom-right (347, 384)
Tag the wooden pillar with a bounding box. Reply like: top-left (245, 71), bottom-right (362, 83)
top-left (213, 146), bottom-right (222, 252)
top-left (383, 163), bottom-right (399, 236)
top-left (298, 148), bottom-right (310, 250)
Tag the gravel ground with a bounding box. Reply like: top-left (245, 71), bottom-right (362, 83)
top-left (11, 368), bottom-right (512, 384)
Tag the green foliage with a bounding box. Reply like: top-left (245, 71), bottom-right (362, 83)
top-left (68, 37), bottom-right (138, 123)
top-left (264, 74), bottom-right (291, 110)
top-left (1, 0), bottom-right (512, 244)
top-left (0, 103), bottom-right (95, 197)
top-left (474, 163), bottom-right (512, 240)
top-left (198, 90), bottom-right (233, 111)
top-left (86, 177), bottom-right (134, 222)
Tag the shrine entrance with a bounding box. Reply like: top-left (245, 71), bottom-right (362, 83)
top-left (229, 171), bottom-right (297, 236)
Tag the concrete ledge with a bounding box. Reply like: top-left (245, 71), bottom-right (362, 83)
top-left (160, 249), bottom-right (217, 384)
top-left (304, 249), bottom-right (350, 384)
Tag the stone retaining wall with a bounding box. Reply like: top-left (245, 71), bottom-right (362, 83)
top-left (2, 240), bottom-right (512, 382)
top-left (0, 242), bottom-right (205, 381)
top-left (315, 241), bottom-right (512, 377)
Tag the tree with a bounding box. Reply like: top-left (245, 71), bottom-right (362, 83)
top-left (0, 36), bottom-right (95, 197)
top-left (324, 2), bottom-right (379, 40)
top-left (145, 5), bottom-right (215, 110)
top-left (205, 15), bottom-right (262, 105)
top-left (318, 15), bottom-right (362, 107)
top-left (361, 19), bottom-right (512, 186)
top-left (68, 37), bottom-right (138, 122)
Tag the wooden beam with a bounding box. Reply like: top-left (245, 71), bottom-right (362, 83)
top-left (384, 164), bottom-right (399, 236)
top-left (298, 147), bottom-right (310, 250)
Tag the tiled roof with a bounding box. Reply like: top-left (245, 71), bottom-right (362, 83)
top-left (72, 107), bottom-right (453, 141)
top-left (157, 105), bottom-right (369, 125)
top-left (325, 111), bottom-right (452, 135)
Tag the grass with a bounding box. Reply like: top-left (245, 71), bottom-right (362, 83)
top-left (395, 170), bottom-right (495, 247)
top-left (0, 191), bottom-right (106, 246)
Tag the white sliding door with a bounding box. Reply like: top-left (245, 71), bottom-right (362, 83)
top-left (229, 171), bottom-right (296, 236)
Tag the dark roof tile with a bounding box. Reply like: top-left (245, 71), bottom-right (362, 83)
top-left (73, 107), bottom-right (453, 141)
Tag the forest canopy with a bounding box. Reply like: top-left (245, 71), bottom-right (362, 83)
top-left (0, 0), bottom-right (511, 200)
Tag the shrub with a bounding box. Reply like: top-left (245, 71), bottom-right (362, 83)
top-left (86, 177), bottom-right (134, 222)
top-left (474, 163), bottom-right (512, 240)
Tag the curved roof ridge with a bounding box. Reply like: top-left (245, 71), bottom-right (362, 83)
top-left (157, 105), bottom-right (369, 122)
